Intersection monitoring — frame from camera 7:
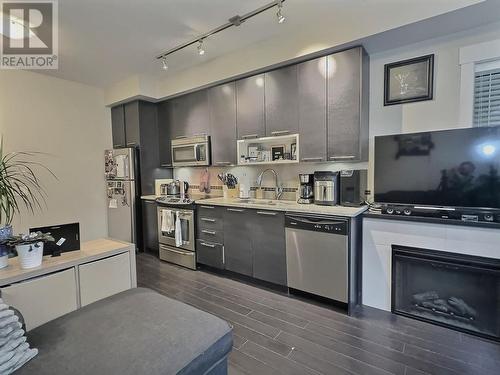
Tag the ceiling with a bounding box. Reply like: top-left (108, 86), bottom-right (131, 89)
top-left (37, 0), bottom-right (485, 89)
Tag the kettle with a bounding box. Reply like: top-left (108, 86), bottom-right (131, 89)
top-left (166, 180), bottom-right (189, 196)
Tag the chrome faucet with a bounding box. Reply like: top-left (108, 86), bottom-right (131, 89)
top-left (256, 168), bottom-right (284, 200)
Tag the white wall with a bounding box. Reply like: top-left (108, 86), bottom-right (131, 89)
top-left (0, 71), bottom-right (111, 241)
top-left (367, 21), bottom-right (500, 196)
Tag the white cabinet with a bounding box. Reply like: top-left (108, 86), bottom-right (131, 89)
top-left (1, 268), bottom-right (77, 331)
top-left (78, 253), bottom-right (131, 306)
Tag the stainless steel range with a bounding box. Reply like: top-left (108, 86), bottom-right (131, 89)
top-left (156, 195), bottom-right (196, 270)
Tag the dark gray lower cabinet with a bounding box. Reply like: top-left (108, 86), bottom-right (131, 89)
top-left (142, 200), bottom-right (158, 254)
top-left (223, 208), bottom-right (253, 276)
top-left (251, 210), bottom-right (286, 286)
top-left (196, 240), bottom-right (224, 269)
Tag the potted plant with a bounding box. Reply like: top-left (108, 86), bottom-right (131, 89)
top-left (0, 139), bottom-right (55, 269)
top-left (2, 232), bottom-right (55, 269)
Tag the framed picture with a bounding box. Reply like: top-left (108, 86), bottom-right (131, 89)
top-left (271, 145), bottom-right (285, 161)
top-left (384, 54), bottom-right (434, 106)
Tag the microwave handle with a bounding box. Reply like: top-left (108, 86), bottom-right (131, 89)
top-left (194, 144), bottom-right (201, 161)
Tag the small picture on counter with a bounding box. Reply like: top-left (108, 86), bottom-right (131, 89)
top-left (272, 145), bottom-right (285, 161)
top-left (291, 143), bottom-right (297, 160)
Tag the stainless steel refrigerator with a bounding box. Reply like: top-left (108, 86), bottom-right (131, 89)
top-left (105, 148), bottom-right (138, 245)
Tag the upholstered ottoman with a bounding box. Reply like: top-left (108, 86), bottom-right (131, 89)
top-left (17, 288), bottom-right (232, 375)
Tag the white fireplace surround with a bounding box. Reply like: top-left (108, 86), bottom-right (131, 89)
top-left (362, 217), bottom-right (500, 311)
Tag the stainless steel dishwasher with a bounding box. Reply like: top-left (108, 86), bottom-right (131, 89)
top-left (285, 214), bottom-right (349, 303)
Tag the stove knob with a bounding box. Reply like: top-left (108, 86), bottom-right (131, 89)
top-left (386, 207), bottom-right (394, 215)
top-left (484, 214), bottom-right (494, 222)
top-left (403, 208), bottom-right (412, 216)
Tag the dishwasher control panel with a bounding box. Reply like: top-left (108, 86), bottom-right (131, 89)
top-left (285, 215), bottom-right (348, 235)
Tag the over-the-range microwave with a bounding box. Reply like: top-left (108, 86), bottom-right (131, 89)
top-left (171, 135), bottom-right (211, 167)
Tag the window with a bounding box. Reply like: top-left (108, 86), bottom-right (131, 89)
top-left (473, 68), bottom-right (500, 127)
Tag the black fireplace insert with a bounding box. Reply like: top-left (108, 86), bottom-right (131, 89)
top-left (392, 245), bottom-right (500, 341)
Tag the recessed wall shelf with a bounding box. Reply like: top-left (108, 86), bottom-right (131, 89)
top-left (237, 133), bottom-right (299, 166)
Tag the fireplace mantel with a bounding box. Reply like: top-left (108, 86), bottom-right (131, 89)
top-left (362, 215), bottom-right (500, 312)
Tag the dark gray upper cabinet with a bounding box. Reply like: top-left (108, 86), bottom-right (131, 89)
top-left (327, 47), bottom-right (369, 162)
top-left (124, 102), bottom-right (141, 147)
top-left (111, 106), bottom-right (126, 148)
top-left (298, 56), bottom-right (327, 163)
top-left (223, 208), bottom-right (253, 276)
top-left (157, 101), bottom-right (173, 167)
top-left (265, 65), bottom-right (299, 136)
top-left (251, 210), bottom-right (286, 286)
top-left (168, 91), bottom-right (210, 139)
top-left (236, 75), bottom-right (265, 139)
top-left (209, 83), bottom-right (237, 166)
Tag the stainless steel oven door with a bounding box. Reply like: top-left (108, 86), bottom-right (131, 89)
top-left (157, 207), bottom-right (195, 251)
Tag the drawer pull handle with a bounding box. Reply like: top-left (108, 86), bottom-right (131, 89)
top-left (215, 161), bottom-right (231, 165)
top-left (160, 163), bottom-right (172, 167)
top-left (329, 155), bottom-right (356, 160)
top-left (227, 208), bottom-right (244, 212)
top-left (257, 211), bottom-right (277, 216)
top-left (271, 130), bottom-right (290, 136)
top-left (200, 205), bottom-right (215, 209)
top-left (201, 230), bottom-right (216, 235)
top-left (200, 242), bottom-right (216, 248)
top-left (126, 142), bottom-right (136, 146)
top-left (241, 134), bottom-right (258, 139)
top-left (301, 157), bottom-right (323, 162)
top-left (200, 218), bottom-right (216, 223)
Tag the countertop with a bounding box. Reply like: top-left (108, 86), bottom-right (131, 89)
top-left (0, 238), bottom-right (135, 286)
top-left (195, 197), bottom-right (367, 217)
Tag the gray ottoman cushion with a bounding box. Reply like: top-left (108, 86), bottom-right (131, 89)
top-left (16, 288), bottom-right (232, 375)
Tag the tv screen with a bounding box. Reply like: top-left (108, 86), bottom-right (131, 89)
top-left (374, 126), bottom-right (500, 209)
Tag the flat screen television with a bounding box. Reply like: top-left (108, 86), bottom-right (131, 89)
top-left (374, 126), bottom-right (500, 210)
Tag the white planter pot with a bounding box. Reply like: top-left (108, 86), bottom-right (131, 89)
top-left (16, 242), bottom-right (44, 269)
top-left (0, 255), bottom-right (8, 269)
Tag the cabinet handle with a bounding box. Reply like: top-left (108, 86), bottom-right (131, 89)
top-left (126, 142), bottom-right (136, 146)
top-left (222, 246), bottom-right (225, 264)
top-left (215, 161), bottom-right (231, 165)
top-left (113, 144), bottom-right (124, 148)
top-left (200, 218), bottom-right (216, 222)
top-left (271, 130), bottom-right (290, 136)
top-left (241, 134), bottom-right (259, 139)
top-left (329, 155), bottom-right (356, 160)
top-left (301, 157), bottom-right (323, 162)
top-left (227, 208), bottom-right (244, 212)
top-left (200, 242), bottom-right (216, 248)
top-left (257, 211), bottom-right (277, 216)
top-left (201, 230), bottom-right (216, 235)
top-left (175, 135), bottom-right (188, 139)
top-left (144, 200), bottom-right (156, 204)
top-left (160, 163), bottom-right (172, 167)
top-left (200, 205), bottom-right (215, 209)
top-left (193, 133), bottom-right (207, 137)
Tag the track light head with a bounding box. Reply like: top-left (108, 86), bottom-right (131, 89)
top-left (161, 57), bottom-right (168, 71)
top-left (276, 1), bottom-right (285, 24)
top-left (197, 40), bottom-right (205, 56)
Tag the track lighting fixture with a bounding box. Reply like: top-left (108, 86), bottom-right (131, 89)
top-left (276, 1), bottom-right (286, 24)
top-left (156, 0), bottom-right (287, 71)
top-left (197, 40), bottom-right (205, 56)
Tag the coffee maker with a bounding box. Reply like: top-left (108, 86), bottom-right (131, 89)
top-left (297, 174), bottom-right (314, 204)
top-left (314, 171), bottom-right (339, 206)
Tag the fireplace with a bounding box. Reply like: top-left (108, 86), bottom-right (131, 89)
top-left (392, 245), bottom-right (500, 341)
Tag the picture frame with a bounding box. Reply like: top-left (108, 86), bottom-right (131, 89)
top-left (271, 145), bottom-right (285, 161)
top-left (384, 54), bottom-right (434, 106)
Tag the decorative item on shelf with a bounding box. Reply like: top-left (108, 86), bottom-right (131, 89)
top-left (271, 145), bottom-right (286, 161)
top-left (291, 143), bottom-right (297, 160)
top-left (384, 54), bottom-right (434, 106)
top-left (2, 232), bottom-right (55, 269)
top-left (0, 138), bottom-right (56, 270)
